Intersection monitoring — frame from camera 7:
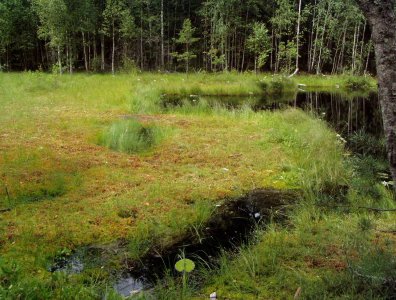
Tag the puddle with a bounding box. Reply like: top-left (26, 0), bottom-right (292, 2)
top-left (50, 189), bottom-right (296, 297)
top-left (114, 276), bottom-right (145, 297)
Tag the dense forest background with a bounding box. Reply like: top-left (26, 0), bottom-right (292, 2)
top-left (0, 0), bottom-right (383, 74)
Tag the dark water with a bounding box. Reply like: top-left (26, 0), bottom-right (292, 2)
top-left (161, 91), bottom-right (383, 139)
top-left (50, 189), bottom-right (295, 297)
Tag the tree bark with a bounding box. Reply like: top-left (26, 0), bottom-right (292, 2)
top-left (295, 0), bottom-right (302, 71)
top-left (160, 0), bottom-right (165, 70)
top-left (82, 31), bottom-right (88, 72)
top-left (57, 45), bottom-right (62, 75)
top-left (112, 20), bottom-right (115, 75)
top-left (356, 0), bottom-right (396, 187)
top-left (101, 34), bottom-right (105, 71)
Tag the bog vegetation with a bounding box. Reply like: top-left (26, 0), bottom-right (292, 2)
top-left (0, 0), bottom-right (395, 299)
top-left (0, 72), bottom-right (394, 299)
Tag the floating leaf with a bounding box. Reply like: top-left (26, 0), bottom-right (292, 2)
top-left (175, 258), bottom-right (195, 273)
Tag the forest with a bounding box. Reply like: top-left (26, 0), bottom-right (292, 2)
top-left (0, 0), bottom-right (380, 74)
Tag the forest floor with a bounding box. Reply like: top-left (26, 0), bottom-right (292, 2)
top-left (0, 72), bottom-right (394, 299)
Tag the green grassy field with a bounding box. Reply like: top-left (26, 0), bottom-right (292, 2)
top-left (0, 72), bottom-right (394, 299)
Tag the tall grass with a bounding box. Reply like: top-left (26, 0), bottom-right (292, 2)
top-left (98, 119), bottom-right (167, 154)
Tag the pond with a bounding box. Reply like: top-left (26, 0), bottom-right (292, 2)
top-left (161, 90), bottom-right (383, 139)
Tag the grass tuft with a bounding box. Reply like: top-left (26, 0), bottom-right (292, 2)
top-left (98, 119), bottom-right (167, 154)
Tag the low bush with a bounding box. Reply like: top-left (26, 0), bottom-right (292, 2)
top-left (344, 76), bottom-right (372, 91)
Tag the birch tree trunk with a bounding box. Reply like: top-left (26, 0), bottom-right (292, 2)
top-left (160, 0), bottom-right (164, 70)
top-left (82, 32), bottom-right (88, 72)
top-left (356, 0), bottom-right (396, 187)
top-left (101, 34), bottom-right (105, 71)
top-left (295, 0), bottom-right (302, 71)
top-left (112, 20), bottom-right (115, 75)
top-left (57, 45), bottom-right (62, 75)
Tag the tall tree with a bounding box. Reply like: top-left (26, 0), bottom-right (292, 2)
top-left (355, 0), bottom-right (396, 186)
top-left (103, 0), bottom-right (134, 74)
top-left (295, 0), bottom-right (302, 72)
top-left (33, 0), bottom-right (69, 74)
top-left (246, 22), bottom-right (271, 73)
top-left (173, 18), bottom-right (199, 73)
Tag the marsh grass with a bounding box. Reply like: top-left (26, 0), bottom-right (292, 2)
top-left (98, 119), bottom-right (167, 154)
top-left (0, 72), bottom-right (392, 300)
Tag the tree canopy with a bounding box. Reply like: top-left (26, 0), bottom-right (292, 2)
top-left (0, 0), bottom-right (376, 74)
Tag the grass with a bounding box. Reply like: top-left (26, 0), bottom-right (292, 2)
top-left (98, 119), bottom-right (169, 154)
top-left (0, 71), bottom-right (393, 300)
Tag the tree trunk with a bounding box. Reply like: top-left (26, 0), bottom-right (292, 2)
top-left (140, 4), bottom-right (144, 70)
top-left (57, 45), bottom-right (62, 75)
top-left (160, 0), bottom-right (165, 70)
top-left (295, 0), bottom-right (302, 71)
top-left (356, 0), bottom-right (396, 187)
top-left (112, 20), bottom-right (115, 75)
top-left (101, 34), bottom-right (105, 71)
top-left (82, 31), bottom-right (88, 72)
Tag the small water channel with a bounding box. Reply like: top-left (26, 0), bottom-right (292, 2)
top-left (51, 189), bottom-right (296, 297)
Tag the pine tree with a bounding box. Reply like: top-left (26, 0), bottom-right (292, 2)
top-left (172, 18), bottom-right (199, 73)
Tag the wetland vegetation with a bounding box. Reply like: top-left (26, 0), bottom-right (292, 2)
top-left (0, 0), bottom-right (395, 299)
top-left (0, 72), bottom-right (395, 299)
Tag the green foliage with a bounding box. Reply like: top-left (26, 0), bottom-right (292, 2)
top-left (99, 119), bottom-right (166, 154)
top-left (277, 40), bottom-right (298, 73)
top-left (344, 76), bottom-right (372, 91)
top-left (33, 0), bottom-right (68, 47)
top-left (120, 57), bottom-right (139, 74)
top-left (247, 22), bottom-right (272, 72)
top-left (172, 19), bottom-right (199, 73)
top-left (348, 242), bottom-right (396, 297)
top-left (175, 259), bottom-right (195, 273)
top-left (268, 76), bottom-right (296, 95)
top-left (348, 130), bottom-right (387, 158)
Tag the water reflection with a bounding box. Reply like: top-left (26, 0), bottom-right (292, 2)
top-left (161, 91), bottom-right (383, 138)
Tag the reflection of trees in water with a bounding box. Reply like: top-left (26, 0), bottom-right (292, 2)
top-left (297, 92), bottom-right (382, 137)
top-left (161, 91), bottom-right (383, 139)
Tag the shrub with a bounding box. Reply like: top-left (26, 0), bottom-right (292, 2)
top-left (344, 77), bottom-right (371, 91)
top-left (348, 130), bottom-right (386, 158)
